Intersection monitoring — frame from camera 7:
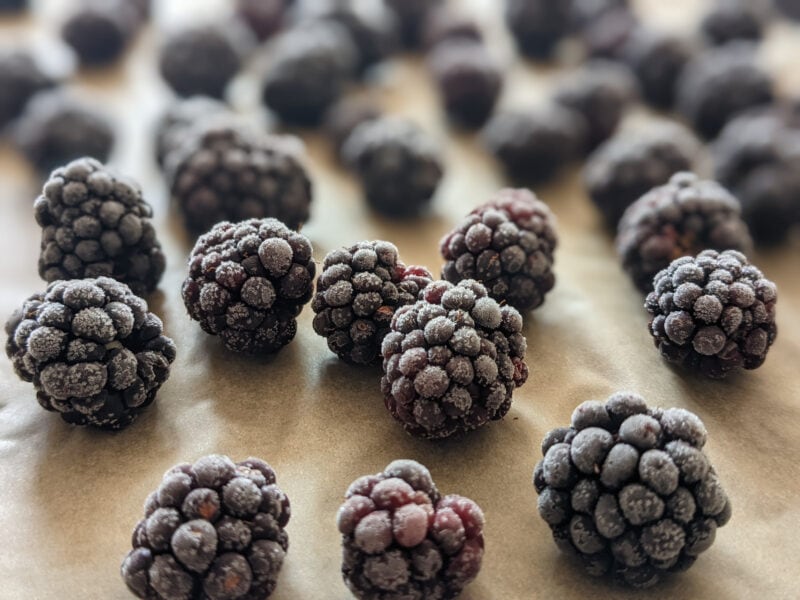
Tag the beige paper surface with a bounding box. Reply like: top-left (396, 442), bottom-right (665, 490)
top-left (1, 1), bottom-right (799, 598)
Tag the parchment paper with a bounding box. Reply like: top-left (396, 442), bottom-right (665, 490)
top-left (1, 1), bottom-right (799, 599)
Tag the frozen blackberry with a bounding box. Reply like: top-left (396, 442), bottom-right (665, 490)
top-left (617, 172), bottom-right (753, 293)
top-left (182, 218), bottom-right (315, 354)
top-left (34, 158), bottom-right (166, 296)
top-left (343, 117), bottom-right (444, 218)
top-left (236, 0), bottom-right (288, 41)
top-left (505, 0), bottom-right (572, 60)
top-left (422, 6), bottom-right (483, 50)
top-left (60, 0), bottom-right (139, 67)
top-left (159, 23), bottom-right (249, 99)
top-left (580, 6), bottom-right (639, 60)
top-left (701, 0), bottom-right (767, 46)
top-left (713, 110), bottom-right (800, 243)
top-left (712, 109), bottom-right (799, 190)
top-left (428, 40), bottom-right (503, 129)
top-left (584, 124), bottom-right (699, 228)
top-left (554, 60), bottom-right (638, 153)
top-left (440, 189), bottom-right (558, 311)
top-left (121, 455), bottom-right (290, 599)
top-left (483, 106), bottom-right (587, 184)
top-left (0, 50), bottom-right (55, 131)
top-left (383, 0), bottom-right (443, 48)
top-left (534, 392), bottom-right (731, 588)
top-left (154, 95), bottom-right (230, 168)
top-left (646, 249), bottom-right (777, 378)
top-left (676, 44), bottom-right (774, 139)
top-left (338, 459), bottom-right (485, 599)
top-left (736, 164), bottom-right (800, 245)
top-left (13, 90), bottom-right (114, 174)
top-left (4, 277), bottom-right (175, 429)
top-left (304, 0), bottom-right (398, 75)
top-left (262, 22), bottom-right (357, 126)
top-left (312, 241), bottom-right (433, 366)
top-left (167, 122), bottom-right (312, 236)
top-left (323, 96), bottom-right (382, 161)
top-left (623, 29), bottom-right (694, 110)
top-left (381, 279), bottom-right (528, 439)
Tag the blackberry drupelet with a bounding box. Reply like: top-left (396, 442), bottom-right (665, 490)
top-left (0, 50), bottom-right (55, 130)
top-left (262, 22), bottom-right (357, 126)
top-left (623, 29), bottom-right (694, 110)
top-left (554, 60), bottom-right (638, 153)
top-left (312, 241), bottom-right (433, 366)
top-left (60, 0), bottom-right (139, 67)
top-left (381, 279), bottom-right (528, 439)
top-left (305, 0), bottom-right (398, 75)
top-left (440, 188), bottom-right (558, 311)
top-left (13, 90), bottom-right (115, 174)
top-left (534, 392), bottom-right (731, 588)
top-left (646, 249), bottom-right (777, 378)
top-left (422, 6), bottom-right (483, 50)
top-left (676, 43), bottom-right (774, 139)
top-left (701, 0), bottom-right (767, 46)
top-left (34, 158), bottom-right (166, 296)
top-left (5, 277), bottom-right (175, 429)
top-left (236, 0), bottom-right (288, 41)
top-left (484, 106), bottom-right (587, 184)
top-left (121, 455), bottom-right (290, 599)
top-left (181, 218), bottom-right (315, 354)
top-left (505, 0), bottom-right (572, 60)
top-left (159, 23), bottom-right (249, 99)
top-left (584, 124), bottom-right (699, 228)
top-left (338, 460), bottom-right (485, 599)
top-left (167, 122), bottom-right (312, 236)
top-left (383, 0), bottom-right (443, 48)
top-left (323, 96), bottom-right (382, 162)
top-left (154, 95), bottom-right (230, 168)
top-left (343, 117), bottom-right (444, 218)
top-left (428, 41), bottom-right (503, 129)
top-left (617, 172), bottom-right (753, 293)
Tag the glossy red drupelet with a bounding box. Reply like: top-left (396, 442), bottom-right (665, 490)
top-left (338, 460), bottom-right (485, 599)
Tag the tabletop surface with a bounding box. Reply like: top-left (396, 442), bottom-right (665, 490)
top-left (1, 1), bottom-right (799, 599)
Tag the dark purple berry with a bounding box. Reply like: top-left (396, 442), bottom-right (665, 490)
top-left (4, 277), bottom-right (176, 429)
top-left (182, 218), bottom-right (315, 354)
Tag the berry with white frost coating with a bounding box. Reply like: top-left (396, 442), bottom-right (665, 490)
top-left (312, 241), bottom-right (433, 366)
top-left (440, 188), bottom-right (558, 311)
top-left (381, 279), bottom-right (528, 439)
top-left (182, 218), bottom-right (315, 354)
top-left (646, 249), bottom-right (777, 378)
top-left (121, 455), bottom-right (290, 599)
top-left (5, 277), bottom-right (175, 429)
top-left (338, 459), bottom-right (485, 599)
top-left (344, 117), bottom-right (444, 218)
top-left (154, 95), bottom-right (230, 168)
top-left (34, 158), bottom-right (166, 296)
top-left (533, 392), bottom-right (731, 588)
top-left (616, 172), bottom-right (752, 292)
